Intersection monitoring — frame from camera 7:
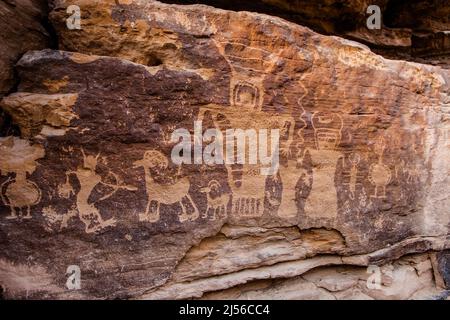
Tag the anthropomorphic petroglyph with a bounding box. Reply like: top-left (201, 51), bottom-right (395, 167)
top-left (228, 167), bottom-right (268, 217)
top-left (60, 149), bottom-right (137, 233)
top-left (200, 180), bottom-right (230, 220)
top-left (214, 40), bottom-right (280, 112)
top-left (369, 137), bottom-right (392, 198)
top-left (134, 150), bottom-right (199, 223)
top-left (0, 137), bottom-right (44, 220)
top-left (276, 104), bottom-right (310, 218)
top-left (193, 40), bottom-right (293, 217)
top-left (196, 112), bottom-right (275, 218)
top-left (1, 174), bottom-right (41, 220)
top-left (214, 39), bottom-right (296, 154)
top-left (304, 112), bottom-right (344, 219)
top-left (347, 153), bottom-right (361, 200)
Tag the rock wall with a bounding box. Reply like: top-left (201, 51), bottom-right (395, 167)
top-left (0, 0), bottom-right (449, 299)
top-left (0, 0), bottom-right (50, 97)
top-left (163, 0), bottom-right (450, 67)
top-left (0, 0), bottom-right (50, 138)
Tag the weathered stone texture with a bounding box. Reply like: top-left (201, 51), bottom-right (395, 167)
top-left (0, 0), bottom-right (449, 299)
top-left (0, 0), bottom-right (49, 97)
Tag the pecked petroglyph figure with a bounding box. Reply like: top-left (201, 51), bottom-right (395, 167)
top-left (200, 180), bottom-right (230, 221)
top-left (369, 137), bottom-right (392, 198)
top-left (59, 149), bottom-right (137, 233)
top-left (1, 173), bottom-right (41, 220)
top-left (347, 152), bottom-right (362, 200)
top-left (304, 112), bottom-right (344, 220)
top-left (133, 150), bottom-right (199, 223)
top-left (192, 111), bottom-right (280, 217)
top-left (276, 103), bottom-right (311, 218)
top-left (213, 40), bottom-right (280, 112)
top-left (193, 40), bottom-right (296, 217)
top-left (0, 137), bottom-right (44, 220)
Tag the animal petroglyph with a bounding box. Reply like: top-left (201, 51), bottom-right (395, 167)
top-left (369, 137), bottom-right (392, 198)
top-left (0, 137), bottom-right (44, 220)
top-left (200, 180), bottom-right (230, 220)
top-left (134, 150), bottom-right (199, 223)
top-left (42, 206), bottom-right (77, 232)
top-left (59, 149), bottom-right (137, 233)
top-left (304, 112), bottom-right (344, 219)
top-left (395, 159), bottom-right (420, 185)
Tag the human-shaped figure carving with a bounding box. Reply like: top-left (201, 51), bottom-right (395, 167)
top-left (369, 137), bottom-right (391, 198)
top-left (348, 153), bottom-right (361, 200)
top-left (195, 40), bottom-right (295, 218)
top-left (304, 112), bottom-right (344, 219)
top-left (60, 149), bottom-right (136, 233)
top-left (133, 150), bottom-right (199, 223)
top-left (277, 104), bottom-right (310, 218)
top-left (0, 137), bottom-right (43, 220)
top-left (1, 171), bottom-right (41, 220)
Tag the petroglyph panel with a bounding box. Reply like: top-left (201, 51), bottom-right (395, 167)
top-left (0, 0), bottom-right (448, 299)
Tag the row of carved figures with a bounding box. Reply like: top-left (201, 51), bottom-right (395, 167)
top-left (0, 138), bottom-right (415, 234)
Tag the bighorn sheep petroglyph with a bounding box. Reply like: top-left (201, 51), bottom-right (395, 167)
top-left (133, 150), bottom-right (199, 223)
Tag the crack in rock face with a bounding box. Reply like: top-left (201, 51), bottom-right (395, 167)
top-left (0, 0), bottom-right (449, 299)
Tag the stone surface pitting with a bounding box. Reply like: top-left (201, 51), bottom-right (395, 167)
top-left (0, 0), bottom-right (448, 299)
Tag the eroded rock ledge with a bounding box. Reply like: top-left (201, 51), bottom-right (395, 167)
top-left (161, 0), bottom-right (450, 68)
top-left (0, 0), bottom-right (449, 299)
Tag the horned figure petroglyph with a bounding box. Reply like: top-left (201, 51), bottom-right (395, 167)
top-left (133, 150), bottom-right (199, 223)
top-left (395, 159), bottom-right (420, 185)
top-left (369, 137), bottom-right (391, 198)
top-left (59, 148), bottom-right (137, 233)
top-left (304, 112), bottom-right (344, 219)
top-left (0, 137), bottom-right (44, 220)
top-left (200, 180), bottom-right (230, 220)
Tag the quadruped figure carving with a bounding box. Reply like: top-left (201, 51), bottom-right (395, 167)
top-left (134, 150), bottom-right (199, 223)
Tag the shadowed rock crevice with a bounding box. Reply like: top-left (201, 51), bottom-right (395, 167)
top-left (438, 250), bottom-right (450, 289)
top-left (198, 251), bottom-right (447, 300)
top-left (0, 0), bottom-right (51, 98)
top-left (0, 108), bottom-right (20, 137)
top-left (169, 225), bottom-right (348, 284)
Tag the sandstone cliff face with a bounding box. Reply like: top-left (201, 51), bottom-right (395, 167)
top-left (0, 0), bottom-right (50, 138)
top-left (164, 0), bottom-right (450, 68)
top-left (0, 0), bottom-right (50, 97)
top-left (0, 0), bottom-right (449, 299)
